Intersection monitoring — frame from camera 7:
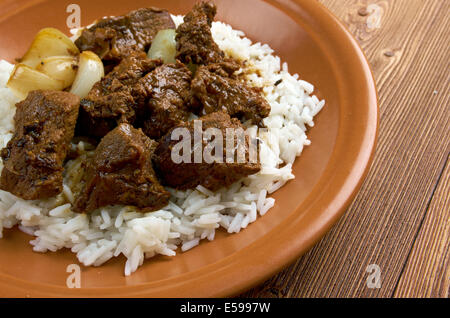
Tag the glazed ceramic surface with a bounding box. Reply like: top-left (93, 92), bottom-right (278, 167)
top-left (0, 0), bottom-right (378, 297)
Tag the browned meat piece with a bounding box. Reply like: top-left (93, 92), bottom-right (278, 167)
top-left (0, 90), bottom-right (80, 200)
top-left (153, 111), bottom-right (261, 191)
top-left (138, 61), bottom-right (198, 139)
top-left (74, 123), bottom-right (170, 213)
top-left (77, 51), bottom-right (162, 138)
top-left (191, 62), bottom-right (271, 125)
top-left (176, 1), bottom-right (225, 65)
top-left (75, 8), bottom-right (175, 63)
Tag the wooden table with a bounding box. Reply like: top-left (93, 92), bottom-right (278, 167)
top-left (242, 0), bottom-right (449, 298)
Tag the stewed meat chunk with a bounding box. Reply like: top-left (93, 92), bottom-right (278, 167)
top-left (77, 51), bottom-right (162, 138)
top-left (75, 8), bottom-right (175, 63)
top-left (139, 61), bottom-right (198, 139)
top-left (153, 111), bottom-right (260, 191)
top-left (74, 123), bottom-right (170, 213)
top-left (192, 62), bottom-right (271, 125)
top-left (176, 1), bottom-right (225, 66)
top-left (0, 90), bottom-right (80, 200)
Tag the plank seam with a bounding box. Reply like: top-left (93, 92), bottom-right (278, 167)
top-left (391, 152), bottom-right (450, 297)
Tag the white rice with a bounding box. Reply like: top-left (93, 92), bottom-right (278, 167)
top-left (0, 16), bottom-right (325, 275)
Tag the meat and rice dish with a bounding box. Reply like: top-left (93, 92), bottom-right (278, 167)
top-left (0, 2), bottom-right (325, 275)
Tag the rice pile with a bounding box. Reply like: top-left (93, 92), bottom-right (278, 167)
top-left (0, 16), bottom-right (325, 275)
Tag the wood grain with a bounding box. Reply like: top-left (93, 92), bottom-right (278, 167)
top-left (242, 0), bottom-right (450, 298)
top-left (394, 157), bottom-right (449, 298)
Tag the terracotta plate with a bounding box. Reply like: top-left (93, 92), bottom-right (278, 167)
top-left (0, 0), bottom-right (378, 297)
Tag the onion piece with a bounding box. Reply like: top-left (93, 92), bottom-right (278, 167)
top-left (20, 28), bottom-right (80, 69)
top-left (147, 29), bottom-right (177, 64)
top-left (36, 56), bottom-right (78, 89)
top-left (70, 51), bottom-right (104, 98)
top-left (7, 64), bottom-right (65, 100)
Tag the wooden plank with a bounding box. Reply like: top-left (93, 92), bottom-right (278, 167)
top-left (394, 157), bottom-right (449, 298)
top-left (243, 0), bottom-right (450, 297)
